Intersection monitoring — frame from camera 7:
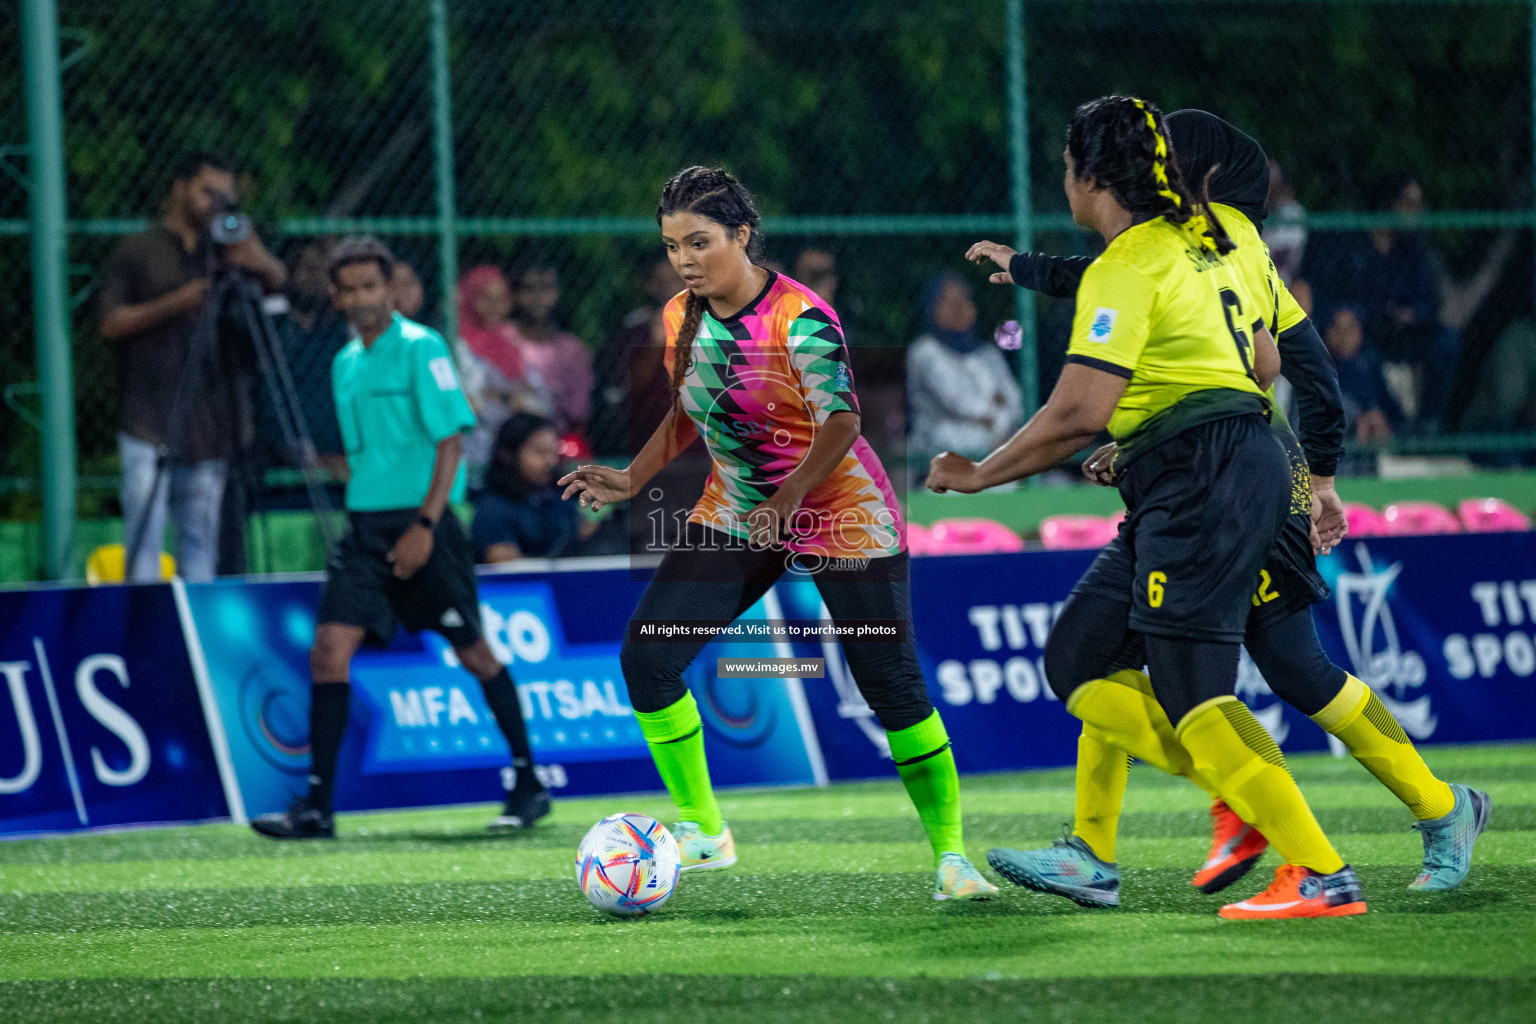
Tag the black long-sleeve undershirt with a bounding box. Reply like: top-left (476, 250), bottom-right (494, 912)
top-left (1004, 249), bottom-right (1345, 476)
top-left (1274, 318), bottom-right (1344, 477)
top-left (1008, 251), bottom-right (1093, 300)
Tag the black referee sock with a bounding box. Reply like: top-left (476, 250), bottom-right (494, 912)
top-left (481, 666), bottom-right (544, 793)
top-left (306, 683), bottom-right (351, 815)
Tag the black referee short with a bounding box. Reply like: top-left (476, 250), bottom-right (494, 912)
top-left (1073, 413), bottom-right (1290, 644)
top-left (318, 507), bottom-right (483, 648)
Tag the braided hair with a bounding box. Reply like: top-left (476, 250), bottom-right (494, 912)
top-left (1066, 95), bottom-right (1235, 255)
top-left (656, 166), bottom-right (764, 406)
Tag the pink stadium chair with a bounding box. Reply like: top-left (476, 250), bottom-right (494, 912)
top-left (906, 522), bottom-right (940, 556)
top-left (1343, 502), bottom-right (1390, 538)
top-left (927, 517), bottom-right (1025, 555)
top-left (1382, 501), bottom-right (1462, 536)
top-left (1039, 514), bottom-right (1121, 550)
top-left (1457, 497), bottom-right (1532, 533)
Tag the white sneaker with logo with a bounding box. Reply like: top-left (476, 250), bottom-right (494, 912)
top-left (674, 821), bottom-right (737, 871)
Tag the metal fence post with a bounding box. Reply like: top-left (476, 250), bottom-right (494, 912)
top-left (1006, 0), bottom-right (1038, 418)
top-left (22, 0), bottom-right (77, 580)
top-left (429, 0), bottom-right (459, 347)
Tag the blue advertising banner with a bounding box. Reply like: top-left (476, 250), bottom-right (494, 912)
top-left (0, 582), bottom-right (233, 837)
top-left (7, 531), bottom-right (1533, 835)
top-left (1309, 535), bottom-right (1536, 749)
top-left (787, 533), bottom-right (1536, 781)
top-left (184, 563), bottom-right (823, 817)
top-left (780, 551), bottom-right (1099, 780)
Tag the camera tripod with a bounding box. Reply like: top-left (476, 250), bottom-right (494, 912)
top-left (124, 263), bottom-right (339, 579)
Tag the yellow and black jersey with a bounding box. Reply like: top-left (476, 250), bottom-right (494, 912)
top-left (1065, 215), bottom-right (1270, 461)
top-left (1216, 202), bottom-right (1313, 513)
top-left (1216, 201), bottom-right (1306, 339)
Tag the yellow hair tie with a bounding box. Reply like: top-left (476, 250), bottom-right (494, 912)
top-left (1131, 97), bottom-right (1219, 254)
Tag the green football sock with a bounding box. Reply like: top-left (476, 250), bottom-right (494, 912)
top-left (635, 692), bottom-right (722, 835)
top-left (888, 710), bottom-right (965, 865)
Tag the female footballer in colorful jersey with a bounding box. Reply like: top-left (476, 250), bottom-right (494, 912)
top-left (927, 95), bottom-right (1364, 920)
top-left (969, 110), bottom-right (1489, 905)
top-left (560, 166), bottom-right (995, 900)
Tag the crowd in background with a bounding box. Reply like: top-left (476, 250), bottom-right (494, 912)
top-left (98, 152), bottom-right (1536, 580)
top-left (1264, 166), bottom-right (1529, 453)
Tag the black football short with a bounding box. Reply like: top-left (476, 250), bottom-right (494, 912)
top-left (1072, 413), bottom-right (1291, 644)
top-left (318, 507), bottom-right (482, 648)
top-left (1246, 511), bottom-right (1331, 634)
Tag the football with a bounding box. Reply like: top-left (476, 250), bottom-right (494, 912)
top-left (574, 813), bottom-right (681, 916)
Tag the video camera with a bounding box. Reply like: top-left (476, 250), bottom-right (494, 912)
top-left (208, 190), bottom-right (253, 246)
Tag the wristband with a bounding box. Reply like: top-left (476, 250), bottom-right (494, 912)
top-left (417, 514), bottom-right (437, 531)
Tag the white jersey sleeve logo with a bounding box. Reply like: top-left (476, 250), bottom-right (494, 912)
top-left (427, 356), bottom-right (461, 392)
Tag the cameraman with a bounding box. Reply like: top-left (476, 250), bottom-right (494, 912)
top-left (98, 152), bottom-right (285, 582)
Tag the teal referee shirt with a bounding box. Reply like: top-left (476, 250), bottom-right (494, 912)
top-left (332, 313), bottom-right (477, 511)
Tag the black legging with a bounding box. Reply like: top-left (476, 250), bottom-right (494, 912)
top-left (620, 521), bottom-right (932, 731)
top-left (1045, 590), bottom-right (1347, 724)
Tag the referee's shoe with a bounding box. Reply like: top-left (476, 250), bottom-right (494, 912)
top-left (489, 765), bottom-right (551, 831)
top-left (251, 796), bottom-right (335, 840)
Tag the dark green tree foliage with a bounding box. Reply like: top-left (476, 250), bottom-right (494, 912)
top-left (0, 0), bottom-right (1530, 504)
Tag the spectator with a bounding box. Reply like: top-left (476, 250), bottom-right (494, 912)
top-left (97, 151), bottom-right (286, 582)
top-left (793, 248), bottom-right (838, 305)
top-left (1303, 175), bottom-right (1460, 430)
top-left (1461, 318), bottom-right (1536, 458)
top-left (455, 265), bottom-right (549, 474)
top-left (1320, 302), bottom-right (1399, 446)
top-left (590, 256), bottom-right (682, 457)
top-left (906, 273), bottom-right (1023, 459)
top-left (390, 260), bottom-right (424, 319)
top-left (509, 263), bottom-right (593, 437)
top-left (261, 240), bottom-right (350, 473)
top-left (1263, 160), bottom-right (1307, 284)
top-left (472, 413), bottom-right (602, 562)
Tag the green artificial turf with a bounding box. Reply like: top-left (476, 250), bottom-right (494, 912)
top-left (1, 743), bottom-right (1532, 1023)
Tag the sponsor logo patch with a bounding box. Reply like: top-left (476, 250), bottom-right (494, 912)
top-left (1088, 307), bottom-right (1118, 342)
top-left (834, 362), bottom-right (851, 392)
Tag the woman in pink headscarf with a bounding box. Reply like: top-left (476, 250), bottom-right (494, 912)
top-left (455, 265), bottom-right (553, 473)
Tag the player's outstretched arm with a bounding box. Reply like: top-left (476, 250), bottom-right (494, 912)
top-left (926, 363), bottom-right (1125, 493)
top-left (559, 400), bottom-right (700, 512)
top-left (964, 240), bottom-right (1092, 298)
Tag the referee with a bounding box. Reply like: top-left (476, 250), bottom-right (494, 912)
top-left (252, 237), bottom-right (550, 839)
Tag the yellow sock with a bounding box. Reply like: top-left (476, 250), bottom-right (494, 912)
top-left (1065, 671), bottom-right (1215, 795)
top-left (1176, 697), bottom-right (1344, 875)
top-left (1312, 674), bottom-right (1455, 820)
top-left (1072, 725), bottom-right (1132, 863)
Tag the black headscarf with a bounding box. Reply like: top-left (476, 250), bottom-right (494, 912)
top-left (1166, 110), bottom-right (1270, 230)
top-left (484, 412), bottom-right (559, 501)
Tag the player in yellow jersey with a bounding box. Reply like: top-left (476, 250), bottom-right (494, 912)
top-left (926, 95), bottom-right (1364, 919)
top-left (967, 110), bottom-right (1489, 904)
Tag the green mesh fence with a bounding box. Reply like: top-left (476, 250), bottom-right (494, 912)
top-left (6, 0), bottom-right (1536, 578)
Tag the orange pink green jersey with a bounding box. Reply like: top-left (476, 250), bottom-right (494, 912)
top-left (661, 271), bottom-right (903, 559)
